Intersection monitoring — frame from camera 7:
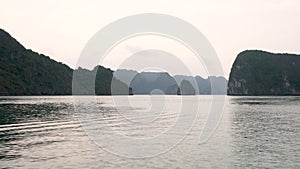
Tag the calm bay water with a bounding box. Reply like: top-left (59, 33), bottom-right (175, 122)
top-left (0, 96), bottom-right (299, 168)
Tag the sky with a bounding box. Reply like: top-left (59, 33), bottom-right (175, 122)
top-left (1, 0), bottom-right (300, 78)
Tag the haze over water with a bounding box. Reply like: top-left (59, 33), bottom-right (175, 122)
top-left (0, 96), bottom-right (299, 168)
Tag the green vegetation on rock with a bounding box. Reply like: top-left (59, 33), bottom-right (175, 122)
top-left (228, 50), bottom-right (300, 95)
top-left (0, 29), bottom-right (130, 95)
top-left (0, 29), bottom-right (73, 95)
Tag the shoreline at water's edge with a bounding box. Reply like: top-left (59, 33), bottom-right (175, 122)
top-left (1, 94), bottom-right (300, 97)
top-left (227, 94), bottom-right (300, 96)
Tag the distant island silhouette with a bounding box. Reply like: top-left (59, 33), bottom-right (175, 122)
top-left (113, 70), bottom-right (227, 95)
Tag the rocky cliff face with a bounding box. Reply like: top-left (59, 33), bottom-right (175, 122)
top-left (228, 50), bottom-right (300, 95)
top-left (0, 29), bottom-right (73, 95)
top-left (177, 80), bottom-right (196, 95)
top-left (0, 29), bottom-right (130, 95)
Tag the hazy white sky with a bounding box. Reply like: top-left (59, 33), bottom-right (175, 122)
top-left (1, 0), bottom-right (299, 78)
